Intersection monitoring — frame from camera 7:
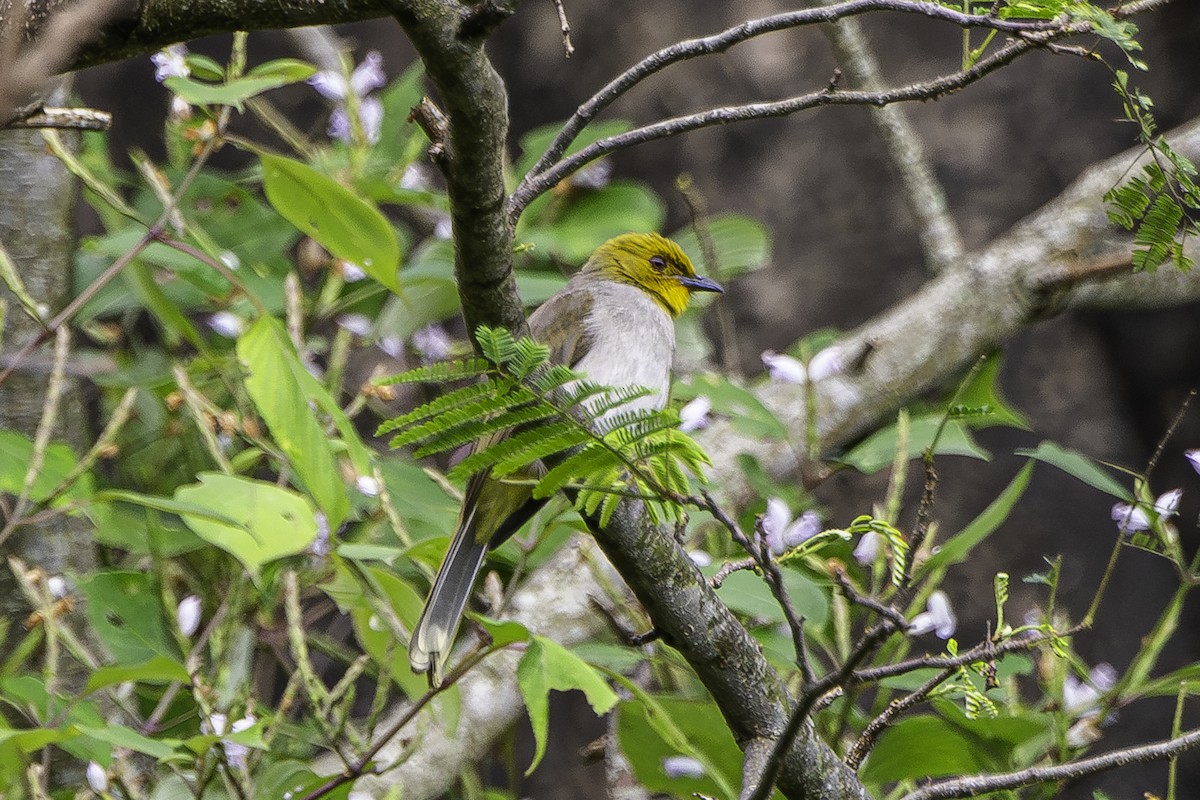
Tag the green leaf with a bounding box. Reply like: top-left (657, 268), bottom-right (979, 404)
top-left (921, 461), bottom-right (1035, 575)
top-left (841, 416), bottom-right (990, 474)
top-left (861, 715), bottom-right (986, 783)
top-left (522, 181), bottom-right (666, 262)
top-left (238, 316), bottom-right (358, 525)
top-left (347, 565), bottom-right (429, 698)
top-left (165, 74), bottom-right (308, 110)
top-left (680, 372), bottom-right (788, 440)
top-left (176, 473), bottom-right (318, 576)
top-left (615, 693), bottom-right (750, 800)
top-left (80, 572), bottom-right (176, 664)
top-left (0, 431), bottom-right (79, 503)
top-left (85, 656), bottom-right (189, 694)
top-left (710, 567), bottom-right (828, 629)
top-left (1015, 440), bottom-right (1133, 500)
top-left (671, 214), bottom-right (772, 279)
top-left (260, 153), bottom-right (400, 292)
top-left (76, 724), bottom-right (180, 760)
top-left (247, 58), bottom-right (317, 82)
top-left (952, 352), bottom-right (1030, 430)
top-left (518, 636), bottom-right (618, 775)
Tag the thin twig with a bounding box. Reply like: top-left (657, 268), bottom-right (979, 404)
top-left (550, 0), bottom-right (574, 57)
top-left (7, 107), bottom-right (111, 130)
top-left (845, 664), bottom-right (953, 768)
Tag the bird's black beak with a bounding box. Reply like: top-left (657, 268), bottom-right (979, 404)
top-left (677, 275), bottom-right (724, 293)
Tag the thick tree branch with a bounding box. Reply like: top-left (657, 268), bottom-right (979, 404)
top-left (703, 116), bottom-right (1200, 498)
top-left (387, 0), bottom-right (527, 340)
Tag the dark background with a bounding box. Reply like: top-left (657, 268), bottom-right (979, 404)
top-left (75, 3), bottom-right (1200, 796)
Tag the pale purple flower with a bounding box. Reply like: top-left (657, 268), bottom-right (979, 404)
top-left (662, 754), bottom-right (705, 779)
top-left (572, 160), bottom-right (613, 190)
top-left (203, 712), bottom-right (228, 736)
top-left (678, 395), bottom-right (712, 433)
top-left (340, 260), bottom-right (367, 282)
top-left (86, 761), bottom-right (108, 793)
top-left (807, 345), bottom-right (845, 382)
top-left (399, 164), bottom-right (428, 190)
top-left (1111, 502), bottom-right (1151, 534)
top-left (358, 96), bottom-right (383, 144)
top-left (208, 311), bottom-right (245, 338)
top-left (1186, 449), bottom-right (1200, 476)
top-left (337, 313), bottom-right (373, 337)
top-left (151, 44), bottom-right (189, 82)
top-left (310, 512), bottom-right (331, 557)
top-left (909, 590), bottom-right (956, 639)
top-left (1064, 663), bottom-right (1117, 718)
top-left (177, 595), bottom-right (202, 637)
top-left (378, 335), bottom-right (404, 359)
top-left (434, 216), bottom-right (453, 240)
top-left (760, 499), bottom-right (821, 555)
top-left (761, 350), bottom-right (807, 383)
top-left (47, 575), bottom-right (68, 599)
top-left (1154, 488), bottom-right (1182, 518)
top-left (223, 715), bottom-right (256, 768)
top-left (853, 531), bottom-right (880, 564)
top-left (412, 323), bottom-right (453, 362)
top-left (310, 51), bottom-right (386, 144)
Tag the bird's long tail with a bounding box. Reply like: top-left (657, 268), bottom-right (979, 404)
top-left (408, 508), bottom-right (489, 685)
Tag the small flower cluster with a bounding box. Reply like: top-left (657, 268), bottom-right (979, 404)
top-left (309, 52), bottom-right (386, 145)
top-left (1107, 448), bottom-right (1200, 535)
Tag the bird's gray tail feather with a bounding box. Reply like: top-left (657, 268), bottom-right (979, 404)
top-left (408, 511), bottom-right (489, 685)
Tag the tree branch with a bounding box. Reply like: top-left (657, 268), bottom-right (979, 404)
top-left (900, 726), bottom-right (1200, 800)
top-left (388, 0), bottom-right (527, 341)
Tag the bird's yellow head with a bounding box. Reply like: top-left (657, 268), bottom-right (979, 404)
top-left (583, 232), bottom-right (723, 317)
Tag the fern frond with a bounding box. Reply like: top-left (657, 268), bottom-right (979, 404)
top-left (477, 327), bottom-right (519, 365)
top-left (534, 446), bottom-right (622, 499)
top-left (377, 357), bottom-right (492, 386)
top-left (388, 387), bottom-right (535, 451)
top-left (447, 421), bottom-right (589, 481)
top-left (376, 379), bottom-right (509, 436)
top-left (579, 387), bottom-right (662, 420)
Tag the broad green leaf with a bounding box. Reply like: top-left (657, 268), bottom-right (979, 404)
top-left (261, 153), bottom-right (401, 292)
top-left (91, 489), bottom-right (246, 529)
top-left (841, 417), bottom-right (990, 474)
top-left (85, 656), bottom-right (189, 694)
top-left (616, 695), bottom-right (754, 800)
top-left (1015, 440), bottom-right (1133, 500)
top-left (680, 372), bottom-right (788, 440)
top-left (237, 316), bottom-right (352, 525)
top-left (861, 715), bottom-right (986, 783)
top-left (921, 461), bottom-right (1035, 575)
top-left (0, 431), bottom-right (79, 502)
top-left (347, 565), bottom-right (428, 698)
top-left (952, 352), bottom-right (1030, 431)
top-left (77, 724), bottom-right (180, 760)
top-left (522, 182), bottom-right (665, 262)
top-left (671, 215), bottom-right (772, 279)
top-left (247, 58), bottom-right (317, 82)
top-left (711, 567), bottom-right (828, 628)
top-left (335, 543), bottom-right (405, 564)
top-left (472, 615), bottom-right (530, 648)
top-left (176, 473), bottom-right (318, 576)
top-left (518, 636), bottom-right (618, 774)
top-left (80, 572), bottom-right (176, 664)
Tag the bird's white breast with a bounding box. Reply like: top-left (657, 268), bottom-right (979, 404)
top-left (573, 282), bottom-right (675, 422)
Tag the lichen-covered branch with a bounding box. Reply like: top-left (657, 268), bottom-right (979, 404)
top-left (387, 0), bottom-right (527, 340)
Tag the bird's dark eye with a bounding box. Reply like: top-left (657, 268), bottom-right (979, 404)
top-left (649, 255), bottom-right (667, 271)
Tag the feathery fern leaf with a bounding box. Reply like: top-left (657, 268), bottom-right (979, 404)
top-left (377, 357), bottom-right (492, 386)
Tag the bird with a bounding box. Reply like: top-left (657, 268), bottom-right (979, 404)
top-left (408, 232), bottom-right (723, 684)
